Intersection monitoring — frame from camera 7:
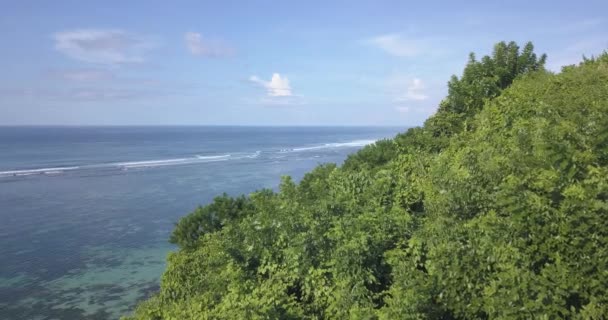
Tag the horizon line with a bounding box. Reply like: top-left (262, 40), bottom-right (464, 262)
top-left (0, 124), bottom-right (409, 128)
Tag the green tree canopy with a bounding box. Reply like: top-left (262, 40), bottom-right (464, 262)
top-left (125, 44), bottom-right (608, 320)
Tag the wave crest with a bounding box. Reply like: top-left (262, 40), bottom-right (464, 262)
top-left (1, 139), bottom-right (377, 178)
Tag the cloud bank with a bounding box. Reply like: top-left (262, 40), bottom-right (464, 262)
top-left (185, 32), bottom-right (234, 57)
top-left (366, 34), bottom-right (423, 57)
top-left (53, 29), bottom-right (157, 64)
top-left (50, 69), bottom-right (113, 82)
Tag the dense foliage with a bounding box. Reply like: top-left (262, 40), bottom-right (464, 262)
top-left (125, 42), bottom-right (608, 319)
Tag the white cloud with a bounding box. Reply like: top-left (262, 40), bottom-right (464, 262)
top-left (51, 69), bottom-right (113, 82)
top-left (403, 78), bottom-right (428, 101)
top-left (390, 77), bottom-right (428, 102)
top-left (67, 88), bottom-right (143, 100)
top-left (387, 76), bottom-right (436, 115)
top-left (0, 87), bottom-right (161, 101)
top-left (185, 32), bottom-right (233, 57)
top-left (53, 29), bottom-right (157, 64)
top-left (366, 34), bottom-right (423, 57)
top-left (249, 73), bottom-right (292, 97)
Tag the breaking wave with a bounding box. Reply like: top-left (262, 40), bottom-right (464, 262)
top-left (286, 139), bottom-right (376, 152)
top-left (0, 139), bottom-right (377, 178)
top-left (0, 166), bottom-right (81, 177)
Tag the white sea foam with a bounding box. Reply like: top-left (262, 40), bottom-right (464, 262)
top-left (117, 155), bottom-right (231, 169)
top-left (0, 154), bottom-right (238, 177)
top-left (0, 166), bottom-right (81, 177)
top-left (44, 171), bottom-right (64, 175)
top-left (245, 151), bottom-right (262, 159)
top-left (116, 158), bottom-right (190, 169)
top-left (15, 172), bottom-right (39, 176)
top-left (0, 139), bottom-right (376, 177)
top-left (291, 139), bottom-right (376, 152)
top-left (195, 154), bottom-right (231, 160)
top-left (330, 139), bottom-right (377, 147)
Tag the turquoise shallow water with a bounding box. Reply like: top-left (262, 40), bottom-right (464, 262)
top-left (0, 126), bottom-right (402, 319)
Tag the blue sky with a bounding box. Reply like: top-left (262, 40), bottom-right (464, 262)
top-left (0, 0), bottom-right (606, 126)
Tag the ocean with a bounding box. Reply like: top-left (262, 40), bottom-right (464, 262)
top-left (0, 126), bottom-right (402, 320)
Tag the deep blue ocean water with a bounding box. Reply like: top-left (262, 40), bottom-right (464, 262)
top-left (0, 126), bottom-right (402, 319)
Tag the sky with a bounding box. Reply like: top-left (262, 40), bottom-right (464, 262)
top-left (0, 0), bottom-right (606, 126)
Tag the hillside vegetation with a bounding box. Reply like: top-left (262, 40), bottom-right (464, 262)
top-left (125, 42), bottom-right (608, 319)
